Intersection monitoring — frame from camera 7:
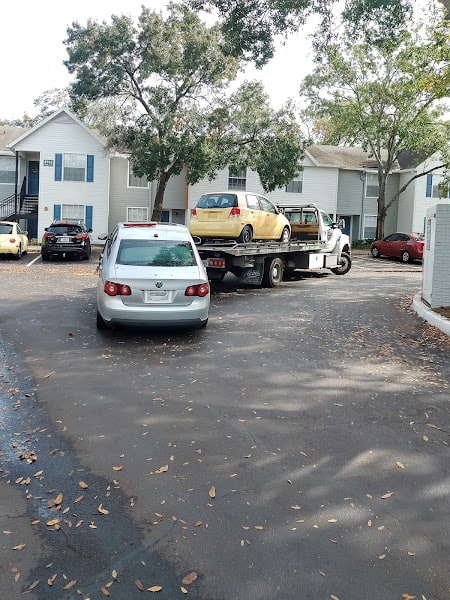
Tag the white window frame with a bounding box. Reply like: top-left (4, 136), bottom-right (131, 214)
top-left (64, 154), bottom-right (86, 182)
top-left (365, 172), bottom-right (379, 198)
top-left (128, 162), bottom-right (149, 188)
top-left (0, 157), bottom-right (15, 184)
top-left (363, 214), bottom-right (377, 239)
top-left (286, 173), bottom-right (303, 193)
top-left (127, 207), bottom-right (149, 222)
top-left (228, 167), bottom-right (246, 191)
top-left (61, 204), bottom-right (84, 220)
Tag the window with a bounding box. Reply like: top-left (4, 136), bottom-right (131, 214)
top-left (286, 173), bottom-right (303, 193)
top-left (61, 205), bottom-right (84, 220)
top-left (366, 173), bottom-right (379, 198)
top-left (128, 162), bottom-right (148, 188)
top-left (228, 167), bottom-right (246, 191)
top-left (363, 215), bottom-right (377, 239)
top-left (127, 207), bottom-right (148, 222)
top-left (55, 154), bottom-right (94, 182)
top-left (258, 196), bottom-right (277, 214)
top-left (64, 154), bottom-right (86, 181)
top-left (245, 194), bottom-right (260, 210)
top-left (426, 174), bottom-right (449, 198)
top-left (0, 157), bottom-right (15, 184)
top-left (117, 240), bottom-right (196, 267)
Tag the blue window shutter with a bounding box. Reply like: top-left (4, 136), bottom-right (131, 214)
top-left (54, 204), bottom-right (61, 220)
top-left (426, 174), bottom-right (432, 197)
top-left (86, 155), bottom-right (94, 182)
top-left (55, 154), bottom-right (62, 181)
top-left (85, 205), bottom-right (93, 229)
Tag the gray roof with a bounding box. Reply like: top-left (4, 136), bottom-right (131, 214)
top-left (0, 125), bottom-right (27, 152)
top-left (307, 144), bottom-right (400, 170)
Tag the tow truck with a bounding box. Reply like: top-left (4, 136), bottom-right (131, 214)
top-left (196, 204), bottom-right (351, 287)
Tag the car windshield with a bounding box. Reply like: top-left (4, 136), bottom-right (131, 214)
top-left (196, 194), bottom-right (237, 209)
top-left (0, 225), bottom-right (13, 234)
top-left (116, 239), bottom-right (196, 267)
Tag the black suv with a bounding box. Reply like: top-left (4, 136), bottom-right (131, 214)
top-left (41, 220), bottom-right (92, 261)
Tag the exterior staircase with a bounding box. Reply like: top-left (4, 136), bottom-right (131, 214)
top-left (0, 177), bottom-right (38, 237)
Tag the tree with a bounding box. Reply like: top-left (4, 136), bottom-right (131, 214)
top-left (187, 0), bottom-right (413, 66)
top-left (64, 4), bottom-right (303, 220)
top-left (299, 12), bottom-right (450, 239)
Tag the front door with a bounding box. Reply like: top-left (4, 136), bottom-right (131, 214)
top-left (28, 161), bottom-right (40, 195)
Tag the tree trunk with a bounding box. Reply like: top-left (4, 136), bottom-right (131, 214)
top-left (151, 172), bottom-right (170, 222)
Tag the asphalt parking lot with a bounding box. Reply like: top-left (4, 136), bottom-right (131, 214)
top-left (0, 249), bottom-right (448, 600)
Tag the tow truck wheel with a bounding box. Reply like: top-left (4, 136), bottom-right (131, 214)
top-left (262, 257), bottom-right (284, 287)
top-left (331, 251), bottom-right (351, 275)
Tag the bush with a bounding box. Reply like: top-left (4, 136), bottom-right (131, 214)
top-left (352, 239), bottom-right (374, 249)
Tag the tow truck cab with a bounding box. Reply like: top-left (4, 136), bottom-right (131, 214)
top-left (279, 204), bottom-right (350, 255)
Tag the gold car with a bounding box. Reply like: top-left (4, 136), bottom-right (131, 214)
top-left (189, 192), bottom-right (291, 243)
top-left (0, 221), bottom-right (28, 259)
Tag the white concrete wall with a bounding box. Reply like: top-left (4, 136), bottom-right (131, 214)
top-left (422, 204), bottom-right (450, 308)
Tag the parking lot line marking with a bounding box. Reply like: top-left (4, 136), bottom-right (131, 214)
top-left (26, 255), bottom-right (41, 267)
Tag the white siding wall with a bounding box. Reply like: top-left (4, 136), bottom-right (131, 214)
top-left (187, 165), bottom-right (339, 221)
top-left (109, 157), bottom-right (152, 231)
top-left (399, 154), bottom-right (450, 235)
top-left (14, 113), bottom-right (110, 243)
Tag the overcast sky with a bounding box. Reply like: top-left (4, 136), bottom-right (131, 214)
top-left (1, 0), bottom-right (316, 121)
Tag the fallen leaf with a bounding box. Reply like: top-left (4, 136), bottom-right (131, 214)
top-left (2, 530), bottom-right (13, 534)
top-left (74, 495), bottom-right (84, 503)
top-left (401, 595), bottom-right (416, 600)
top-left (135, 579), bottom-right (144, 590)
top-left (112, 465), bottom-right (123, 471)
top-left (155, 465), bottom-right (169, 474)
top-left (328, 519), bottom-right (337, 523)
top-left (54, 493), bottom-right (63, 505)
top-left (101, 587), bottom-right (110, 596)
top-left (63, 580), bottom-right (77, 590)
top-left (79, 481), bottom-right (89, 489)
top-left (254, 525), bottom-right (265, 530)
top-left (24, 580), bottom-right (39, 592)
top-left (12, 543), bottom-right (26, 550)
top-left (290, 505), bottom-right (301, 510)
top-left (194, 521), bottom-right (203, 527)
top-left (378, 554), bottom-right (386, 560)
top-left (396, 461), bottom-right (405, 469)
top-left (209, 486), bottom-right (216, 498)
top-left (112, 569), bottom-right (118, 579)
top-left (182, 572), bottom-right (198, 585)
top-left (148, 585), bottom-right (163, 592)
top-left (381, 492), bottom-right (394, 499)
top-left (330, 595), bottom-right (340, 600)
top-left (98, 504), bottom-right (110, 515)
top-left (180, 586), bottom-right (189, 594)
top-left (422, 435), bottom-right (429, 442)
top-left (47, 573), bottom-right (58, 586)
top-left (46, 519), bottom-right (60, 527)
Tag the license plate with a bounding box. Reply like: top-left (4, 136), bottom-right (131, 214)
top-left (59, 237), bottom-right (71, 243)
top-left (144, 290), bottom-right (170, 303)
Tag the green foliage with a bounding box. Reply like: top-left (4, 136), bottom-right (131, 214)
top-left (188, 0), bottom-right (413, 66)
top-left (64, 3), bottom-right (304, 219)
top-left (300, 11), bottom-right (450, 238)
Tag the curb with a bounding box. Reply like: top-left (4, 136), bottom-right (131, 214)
top-left (413, 292), bottom-right (450, 336)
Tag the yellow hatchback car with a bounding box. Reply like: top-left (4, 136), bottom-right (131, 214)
top-left (189, 191), bottom-right (291, 244)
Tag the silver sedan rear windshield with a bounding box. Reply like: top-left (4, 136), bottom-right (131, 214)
top-left (116, 239), bottom-right (196, 267)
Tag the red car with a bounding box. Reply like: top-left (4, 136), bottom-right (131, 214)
top-left (371, 232), bottom-right (424, 263)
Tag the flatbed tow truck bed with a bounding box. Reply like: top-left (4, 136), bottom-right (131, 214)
top-left (197, 239), bottom-right (349, 287)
